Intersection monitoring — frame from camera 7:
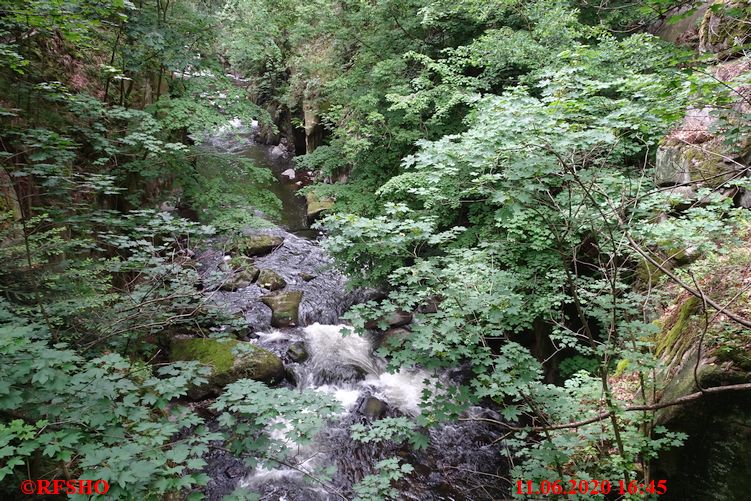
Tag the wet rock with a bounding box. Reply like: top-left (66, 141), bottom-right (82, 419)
top-left (218, 256), bottom-right (232, 273)
top-left (306, 192), bottom-right (335, 223)
top-left (170, 338), bottom-right (285, 399)
top-left (231, 234), bottom-right (284, 257)
top-left (380, 327), bottom-right (411, 349)
top-left (300, 272), bottom-right (317, 282)
top-left (359, 396), bottom-right (387, 419)
top-left (312, 364), bottom-right (365, 386)
top-left (257, 269), bottom-right (287, 291)
top-left (287, 341), bottom-right (309, 363)
top-left (261, 290), bottom-right (303, 327)
top-left (285, 367), bottom-right (298, 385)
top-left (365, 311), bottom-right (413, 330)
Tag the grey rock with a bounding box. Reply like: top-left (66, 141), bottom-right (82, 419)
top-left (287, 341), bottom-right (309, 363)
top-left (655, 146), bottom-right (692, 186)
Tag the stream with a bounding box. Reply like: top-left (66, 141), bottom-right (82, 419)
top-left (197, 123), bottom-right (510, 500)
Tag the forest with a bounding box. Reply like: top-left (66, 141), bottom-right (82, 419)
top-left (1, 0), bottom-right (751, 499)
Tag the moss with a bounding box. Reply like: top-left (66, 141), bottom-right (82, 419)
top-left (170, 338), bottom-right (285, 398)
top-left (635, 259), bottom-right (664, 284)
top-left (715, 344), bottom-right (751, 371)
top-left (684, 146), bottom-right (729, 189)
top-left (700, 0), bottom-right (751, 55)
top-left (656, 296), bottom-right (700, 361)
top-left (228, 255), bottom-right (254, 270)
top-left (305, 192), bottom-right (335, 222)
top-left (614, 359), bottom-right (630, 376)
top-left (171, 338), bottom-right (237, 373)
top-left (231, 234), bottom-right (284, 257)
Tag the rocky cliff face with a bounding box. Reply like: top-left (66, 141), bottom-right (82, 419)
top-left (651, 5), bottom-right (751, 498)
top-left (654, 55), bottom-right (751, 208)
top-left (652, 241), bottom-right (751, 500)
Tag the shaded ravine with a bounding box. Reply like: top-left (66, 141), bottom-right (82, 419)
top-left (204, 120), bottom-right (313, 238)
top-left (196, 125), bottom-right (510, 500)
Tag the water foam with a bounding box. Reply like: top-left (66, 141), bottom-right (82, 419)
top-left (303, 323), bottom-right (382, 376)
top-left (367, 368), bottom-right (434, 416)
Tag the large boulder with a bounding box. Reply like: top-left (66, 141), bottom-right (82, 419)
top-left (652, 4), bottom-right (707, 48)
top-left (261, 291), bottom-right (303, 327)
top-left (231, 234), bottom-right (284, 257)
top-left (305, 192), bottom-right (335, 223)
top-left (651, 255), bottom-right (751, 499)
top-left (655, 140), bottom-right (742, 188)
top-left (655, 57), bottom-right (751, 194)
top-left (170, 338), bottom-right (285, 399)
top-left (303, 98), bottom-right (324, 154)
top-left (257, 269), bottom-right (286, 291)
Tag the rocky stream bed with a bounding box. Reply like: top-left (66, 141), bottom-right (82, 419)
top-left (170, 126), bottom-right (510, 500)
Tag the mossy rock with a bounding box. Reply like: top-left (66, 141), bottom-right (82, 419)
top-left (699, 0), bottom-right (751, 55)
top-left (170, 338), bottom-right (285, 399)
top-left (684, 144), bottom-right (735, 189)
top-left (231, 235), bottom-right (284, 257)
top-left (305, 192), bottom-right (335, 223)
top-left (715, 343), bottom-right (751, 371)
top-left (261, 291), bottom-right (303, 327)
top-left (656, 296), bottom-right (700, 363)
top-left (655, 143), bottom-right (741, 190)
top-left (219, 266), bottom-right (260, 291)
top-left (635, 256), bottom-right (667, 284)
top-left (257, 269), bottom-right (286, 291)
top-left (654, 390), bottom-right (751, 500)
top-left (287, 341), bottom-right (308, 363)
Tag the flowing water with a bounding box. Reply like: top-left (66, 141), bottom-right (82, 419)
top-left (199, 123), bottom-right (510, 500)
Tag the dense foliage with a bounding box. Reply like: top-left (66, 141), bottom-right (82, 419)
top-left (2, 0), bottom-right (751, 499)
top-left (219, 0), bottom-right (751, 497)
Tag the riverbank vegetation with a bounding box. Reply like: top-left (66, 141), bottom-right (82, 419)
top-left (2, 0), bottom-right (751, 499)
